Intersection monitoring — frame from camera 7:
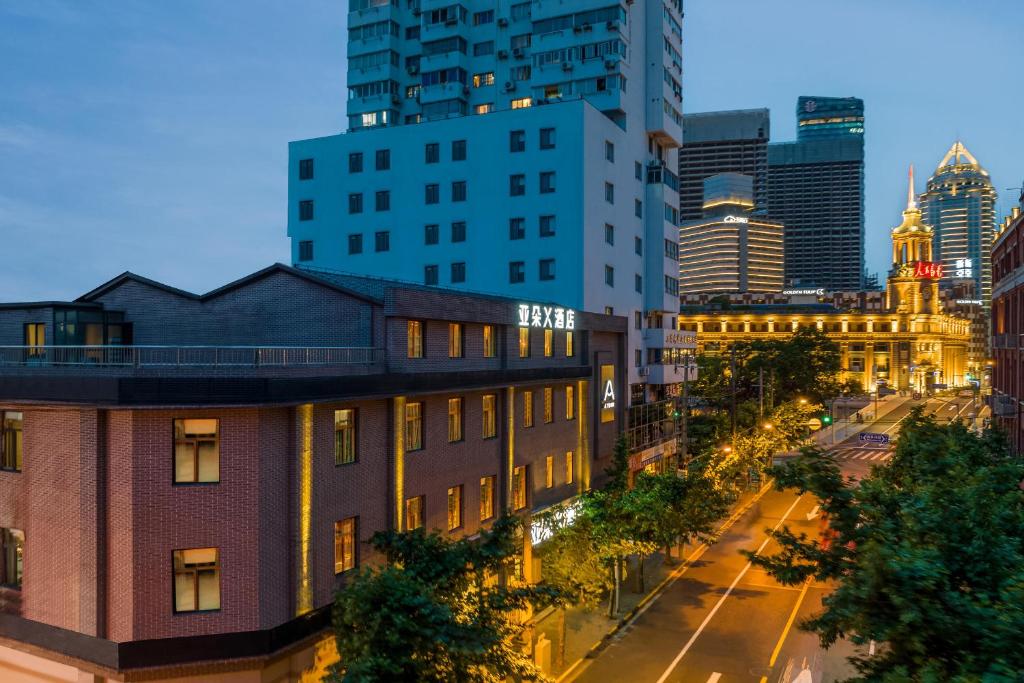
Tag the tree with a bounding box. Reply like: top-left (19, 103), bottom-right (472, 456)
top-left (747, 410), bottom-right (1024, 681)
top-left (329, 516), bottom-right (559, 682)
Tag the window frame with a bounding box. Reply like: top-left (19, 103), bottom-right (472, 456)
top-left (447, 485), bottom-right (463, 531)
top-left (449, 322), bottom-right (465, 358)
top-left (172, 418), bottom-right (219, 485)
top-left (482, 394), bottom-right (497, 439)
top-left (518, 327), bottom-right (530, 357)
top-left (0, 412), bottom-right (23, 472)
top-left (172, 547), bottom-right (221, 613)
top-left (334, 409), bottom-right (358, 465)
top-left (523, 391), bottom-right (534, 428)
top-left (407, 320), bottom-right (424, 358)
top-left (405, 401), bottom-right (424, 451)
top-left (512, 466), bottom-right (528, 511)
top-left (334, 518), bottom-right (358, 574)
top-left (543, 387), bottom-right (553, 423)
top-left (448, 397), bottom-right (464, 442)
top-left (482, 324), bottom-right (496, 358)
top-left (565, 385), bottom-right (575, 420)
top-left (480, 475), bottom-right (496, 521)
top-left (405, 495), bottom-right (425, 530)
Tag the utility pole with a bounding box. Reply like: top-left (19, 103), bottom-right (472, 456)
top-left (679, 355), bottom-right (690, 469)
top-left (729, 346), bottom-right (737, 440)
top-left (758, 366), bottom-right (764, 422)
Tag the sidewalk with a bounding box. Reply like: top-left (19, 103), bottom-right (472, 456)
top-left (529, 481), bottom-right (773, 681)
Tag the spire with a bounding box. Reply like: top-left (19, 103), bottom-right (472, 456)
top-left (907, 165), bottom-right (916, 210)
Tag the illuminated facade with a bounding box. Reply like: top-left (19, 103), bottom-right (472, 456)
top-left (992, 199), bottom-right (1024, 451)
top-left (678, 173), bottom-right (783, 294)
top-left (680, 170), bottom-right (969, 392)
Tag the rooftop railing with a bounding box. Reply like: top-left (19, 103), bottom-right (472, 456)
top-left (0, 346), bottom-right (384, 371)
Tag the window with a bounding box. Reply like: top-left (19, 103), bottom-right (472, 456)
top-left (480, 476), bottom-right (496, 521)
top-left (664, 239), bottom-right (679, 260)
top-left (407, 320), bottom-right (423, 358)
top-left (509, 217), bottom-right (525, 240)
top-left (510, 174), bottom-right (525, 196)
top-left (539, 258), bottom-right (555, 281)
top-left (566, 331), bottom-right (574, 357)
top-left (511, 65), bottom-right (531, 81)
top-left (425, 142), bottom-right (440, 163)
top-left (635, 349), bottom-right (642, 367)
top-left (635, 274), bottom-right (643, 293)
top-left (448, 398), bottom-right (464, 442)
top-left (510, 260), bottom-right (525, 283)
top-left (425, 183), bottom-right (440, 204)
top-left (565, 385), bottom-right (575, 420)
top-left (565, 451), bottom-right (574, 484)
top-left (451, 181), bottom-right (467, 202)
top-left (510, 130), bottom-right (526, 153)
top-left (605, 223), bottom-right (614, 245)
top-left (664, 275), bottom-right (679, 296)
top-left (299, 158), bottom-right (314, 180)
top-left (512, 466), bottom-right (527, 511)
top-left (375, 231), bottom-right (390, 252)
top-left (451, 262), bottom-right (466, 283)
top-left (424, 265), bottom-right (439, 285)
top-left (483, 325), bottom-right (495, 357)
top-left (349, 152), bottom-right (363, 173)
top-left (173, 419), bottom-right (219, 484)
top-left (24, 323), bottom-right (44, 356)
top-left (0, 412), bottom-right (21, 473)
top-left (635, 161), bottom-right (642, 180)
top-left (523, 391), bottom-right (534, 427)
top-left (511, 97), bottom-right (532, 109)
top-left (425, 223), bottom-right (439, 245)
top-left (635, 199), bottom-right (642, 217)
top-left (473, 9), bottom-right (494, 25)
top-left (405, 402), bottom-right (423, 451)
top-left (605, 141), bottom-right (615, 162)
top-left (544, 328), bottom-right (553, 357)
top-left (451, 221), bottom-right (466, 242)
top-left (511, 2), bottom-right (531, 20)
top-left (348, 234), bottom-right (363, 255)
top-left (604, 183), bottom-right (614, 204)
top-left (298, 240), bottom-right (313, 262)
top-left (452, 139), bottom-right (466, 160)
top-left (543, 387), bottom-right (553, 423)
top-left (475, 102), bottom-right (493, 115)
top-left (449, 323), bottom-right (464, 358)
top-left (540, 128), bottom-right (555, 149)
top-left (334, 409), bottom-right (357, 465)
top-left (375, 149), bottom-right (390, 170)
top-left (447, 485), bottom-right (463, 530)
top-left (635, 236), bottom-right (643, 255)
top-left (348, 193), bottom-right (362, 214)
top-left (545, 455), bottom-right (554, 488)
top-left (605, 265), bottom-right (614, 287)
top-left (173, 548), bottom-right (220, 612)
top-left (482, 394), bottom-right (497, 438)
top-left (511, 33), bottom-right (531, 49)
top-left (539, 215), bottom-right (555, 237)
top-left (0, 528), bottom-right (23, 588)
top-left (472, 72), bottom-right (494, 88)
top-left (406, 25), bottom-right (420, 39)
top-left (540, 171), bottom-right (555, 194)
top-left (334, 518), bottom-right (357, 573)
top-left (473, 41), bottom-right (494, 56)
top-left (375, 190), bottom-right (390, 212)
top-left (299, 200), bottom-right (314, 221)
top-left (405, 496), bottom-right (424, 530)
top-left (634, 311), bottom-right (642, 330)
top-left (518, 327), bottom-right (530, 357)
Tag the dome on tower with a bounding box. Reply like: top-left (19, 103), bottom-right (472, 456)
top-left (893, 165), bottom-right (932, 235)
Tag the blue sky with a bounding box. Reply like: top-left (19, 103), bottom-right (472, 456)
top-left (1, 0), bottom-right (1021, 300)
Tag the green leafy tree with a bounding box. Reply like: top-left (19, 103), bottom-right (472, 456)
top-left (748, 410), bottom-right (1024, 681)
top-left (329, 516), bottom-right (559, 682)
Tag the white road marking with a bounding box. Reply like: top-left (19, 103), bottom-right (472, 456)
top-left (706, 674), bottom-right (722, 683)
top-left (871, 452), bottom-right (884, 461)
top-left (805, 504), bottom-right (820, 521)
top-left (653, 495), bottom-right (805, 683)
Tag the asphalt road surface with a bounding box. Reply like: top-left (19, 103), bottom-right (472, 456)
top-left (568, 393), bottom-right (977, 683)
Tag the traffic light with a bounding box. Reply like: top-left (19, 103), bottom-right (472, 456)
top-left (822, 414), bottom-right (833, 425)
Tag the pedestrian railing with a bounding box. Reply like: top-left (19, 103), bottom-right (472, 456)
top-left (0, 345), bottom-right (383, 369)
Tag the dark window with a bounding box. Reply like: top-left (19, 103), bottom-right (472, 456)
top-left (298, 240), bottom-right (314, 262)
top-left (349, 152), bottom-right (363, 173)
top-left (540, 215), bottom-right (555, 237)
top-left (635, 274), bottom-right (642, 293)
top-left (473, 41), bottom-right (494, 56)
top-left (451, 181), bottom-right (467, 202)
top-left (174, 419), bottom-right (219, 484)
top-left (605, 223), bottom-right (614, 244)
top-left (406, 25), bottom-right (420, 39)
top-left (298, 158), bottom-right (314, 180)
top-left (334, 409), bottom-right (357, 465)
top-left (605, 141), bottom-right (614, 162)
top-left (173, 548), bottom-right (220, 612)
top-left (452, 139), bottom-right (467, 161)
top-left (509, 217), bottom-right (525, 240)
top-left (604, 183), bottom-right (614, 204)
top-left (0, 412), bottom-right (22, 472)
top-left (540, 259), bottom-right (555, 280)
top-left (510, 130), bottom-right (525, 152)
top-left (451, 221), bottom-right (466, 242)
top-left (425, 265), bottom-right (439, 285)
top-left (348, 193), bottom-right (363, 214)
top-left (375, 231), bottom-right (390, 252)
top-left (425, 142), bottom-right (440, 163)
top-left (425, 224), bottom-right (439, 244)
top-left (540, 127), bottom-right (555, 149)
top-left (451, 262), bottom-right (466, 283)
top-left (348, 234), bottom-right (363, 254)
top-left (375, 190), bottom-right (390, 212)
top-left (473, 9), bottom-right (494, 24)
top-left (635, 161), bottom-right (642, 180)
top-left (605, 265), bottom-right (614, 286)
top-left (375, 148), bottom-right (390, 170)
top-left (635, 199), bottom-right (642, 217)
top-left (539, 171), bottom-right (555, 194)
top-left (299, 200), bottom-right (314, 221)
top-left (425, 183), bottom-right (440, 204)
top-left (510, 174), bottom-right (525, 196)
top-left (635, 236), bottom-right (642, 255)
top-left (510, 261), bottom-right (525, 283)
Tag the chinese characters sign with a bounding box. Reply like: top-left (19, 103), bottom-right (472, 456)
top-left (954, 258), bottom-right (973, 278)
top-left (517, 304), bottom-right (575, 330)
top-left (913, 261), bottom-right (943, 279)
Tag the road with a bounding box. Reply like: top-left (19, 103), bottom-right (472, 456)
top-left (567, 392), bottom-right (977, 683)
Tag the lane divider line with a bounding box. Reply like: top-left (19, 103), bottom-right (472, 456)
top-left (758, 578), bottom-right (812, 683)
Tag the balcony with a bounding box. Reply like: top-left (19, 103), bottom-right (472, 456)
top-left (644, 363), bottom-right (695, 385)
top-left (643, 328), bottom-right (697, 349)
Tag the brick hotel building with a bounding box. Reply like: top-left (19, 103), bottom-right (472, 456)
top-left (0, 264), bottom-right (627, 682)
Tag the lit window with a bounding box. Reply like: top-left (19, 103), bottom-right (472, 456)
top-left (334, 518), bottom-right (357, 573)
top-left (405, 402), bottom-right (423, 451)
top-left (24, 323), bottom-right (44, 357)
top-left (566, 385), bottom-right (575, 420)
top-left (482, 394), bottom-right (497, 438)
top-left (545, 455), bottom-right (554, 488)
top-left (475, 103), bottom-right (493, 114)
top-left (523, 391), bottom-right (534, 428)
top-left (565, 451), bottom-right (573, 484)
top-left (448, 398), bottom-right (463, 442)
top-left (544, 387), bottom-right (553, 423)
top-left (544, 329), bottom-right (553, 357)
top-left (447, 485), bottom-right (463, 530)
top-left (173, 419), bottom-right (219, 484)
top-left (173, 548), bottom-right (220, 612)
top-left (1, 412), bottom-right (23, 472)
top-left (472, 72), bottom-right (494, 88)
top-left (511, 97), bottom-right (532, 109)
top-left (512, 466), bottom-right (527, 511)
top-left (405, 496), bottom-right (424, 530)
top-left (407, 320), bottom-right (423, 358)
top-left (449, 323), bottom-right (464, 358)
top-left (483, 325), bottom-right (496, 358)
top-left (334, 409), bottom-right (357, 465)
top-left (519, 327), bottom-right (530, 357)
top-left (0, 528), bottom-right (23, 589)
top-left (566, 331), bottom-right (574, 357)
top-left (480, 476), bottom-right (496, 521)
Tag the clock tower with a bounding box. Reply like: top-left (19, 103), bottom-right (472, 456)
top-left (888, 166), bottom-right (941, 315)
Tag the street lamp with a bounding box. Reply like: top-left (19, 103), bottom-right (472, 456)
top-left (762, 422), bottom-right (774, 430)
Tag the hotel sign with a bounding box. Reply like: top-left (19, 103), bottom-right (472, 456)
top-left (913, 261), bottom-right (943, 279)
top-left (955, 299), bottom-right (983, 305)
top-left (723, 215), bottom-right (749, 224)
top-left (518, 304), bottom-right (575, 330)
top-left (600, 364), bottom-right (616, 423)
top-left (783, 288), bottom-right (825, 296)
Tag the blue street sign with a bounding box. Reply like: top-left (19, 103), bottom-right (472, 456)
top-left (859, 432), bottom-right (890, 445)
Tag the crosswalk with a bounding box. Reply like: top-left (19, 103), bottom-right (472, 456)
top-left (831, 447), bottom-right (892, 463)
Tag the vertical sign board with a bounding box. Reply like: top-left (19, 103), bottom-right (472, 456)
top-left (600, 364), bottom-right (616, 423)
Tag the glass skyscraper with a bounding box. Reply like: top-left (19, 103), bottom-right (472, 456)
top-left (796, 96), bottom-right (865, 140)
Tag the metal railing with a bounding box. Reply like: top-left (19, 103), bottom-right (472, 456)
top-left (0, 346), bottom-right (383, 369)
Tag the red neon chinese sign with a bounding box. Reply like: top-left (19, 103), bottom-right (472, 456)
top-left (913, 261), bottom-right (943, 279)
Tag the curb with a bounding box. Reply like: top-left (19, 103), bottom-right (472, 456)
top-left (555, 480), bottom-right (775, 683)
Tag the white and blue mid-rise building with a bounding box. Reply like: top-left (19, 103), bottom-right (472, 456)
top-left (287, 0), bottom-right (687, 402)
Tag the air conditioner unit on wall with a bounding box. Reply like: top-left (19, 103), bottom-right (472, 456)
top-left (561, 61), bottom-right (573, 71)
top-left (497, 17), bottom-right (508, 27)
top-left (497, 50), bottom-right (509, 60)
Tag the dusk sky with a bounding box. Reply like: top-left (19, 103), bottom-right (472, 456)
top-left (1, 0), bottom-right (1021, 301)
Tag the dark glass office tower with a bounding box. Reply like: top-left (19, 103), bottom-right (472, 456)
top-left (678, 109), bottom-right (769, 221)
top-left (768, 96), bottom-right (865, 290)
